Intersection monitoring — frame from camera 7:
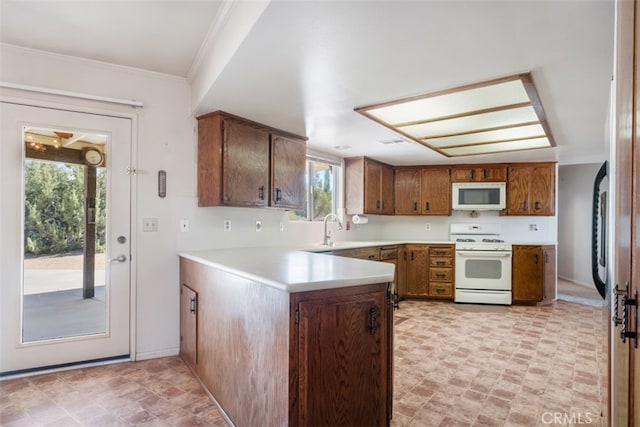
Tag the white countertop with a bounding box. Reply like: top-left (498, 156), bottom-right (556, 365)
top-left (179, 247), bottom-right (395, 293)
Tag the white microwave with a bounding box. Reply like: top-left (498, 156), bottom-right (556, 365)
top-left (452, 182), bottom-right (506, 211)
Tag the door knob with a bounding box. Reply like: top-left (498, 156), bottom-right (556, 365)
top-left (110, 254), bottom-right (127, 263)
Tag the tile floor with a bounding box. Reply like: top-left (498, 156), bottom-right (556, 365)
top-left (0, 299), bottom-right (605, 427)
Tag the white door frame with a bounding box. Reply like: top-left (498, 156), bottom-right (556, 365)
top-left (0, 95), bottom-right (138, 367)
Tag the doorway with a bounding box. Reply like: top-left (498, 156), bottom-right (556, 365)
top-left (1, 102), bottom-right (133, 374)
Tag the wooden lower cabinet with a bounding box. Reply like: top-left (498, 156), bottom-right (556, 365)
top-left (512, 245), bottom-right (556, 304)
top-left (401, 244), bottom-right (455, 300)
top-left (179, 257), bottom-right (392, 426)
top-left (292, 286), bottom-right (392, 426)
top-left (404, 245), bottom-right (430, 297)
top-left (179, 284), bottom-right (197, 370)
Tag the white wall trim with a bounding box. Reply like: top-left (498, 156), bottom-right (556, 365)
top-left (0, 82), bottom-right (144, 108)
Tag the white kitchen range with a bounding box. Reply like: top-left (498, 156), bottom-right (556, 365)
top-left (451, 223), bottom-right (512, 305)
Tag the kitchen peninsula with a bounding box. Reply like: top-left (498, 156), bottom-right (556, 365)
top-left (178, 248), bottom-right (395, 426)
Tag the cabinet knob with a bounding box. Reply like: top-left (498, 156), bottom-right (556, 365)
top-left (414, 202), bottom-right (418, 211)
top-left (522, 201), bottom-right (528, 211)
top-left (425, 202), bottom-right (430, 211)
top-left (535, 201), bottom-right (541, 211)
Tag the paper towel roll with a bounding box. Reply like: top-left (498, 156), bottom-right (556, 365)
top-left (352, 215), bottom-right (368, 224)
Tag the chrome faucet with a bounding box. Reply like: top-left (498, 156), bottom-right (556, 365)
top-left (322, 213), bottom-right (343, 246)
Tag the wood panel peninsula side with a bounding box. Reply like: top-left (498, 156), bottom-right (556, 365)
top-left (179, 248), bottom-right (395, 426)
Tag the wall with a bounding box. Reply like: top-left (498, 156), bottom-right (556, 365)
top-left (372, 210), bottom-right (557, 243)
top-left (557, 163), bottom-right (602, 286)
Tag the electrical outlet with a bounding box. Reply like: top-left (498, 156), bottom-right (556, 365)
top-left (179, 219), bottom-right (190, 233)
top-left (224, 219), bottom-right (231, 232)
top-left (425, 223), bottom-right (431, 231)
top-left (255, 220), bottom-right (262, 232)
top-left (143, 218), bottom-right (158, 232)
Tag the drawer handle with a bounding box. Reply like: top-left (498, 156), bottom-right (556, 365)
top-left (436, 273), bottom-right (446, 279)
top-left (436, 261), bottom-right (446, 266)
top-left (368, 255), bottom-right (376, 260)
top-left (436, 288), bottom-right (445, 294)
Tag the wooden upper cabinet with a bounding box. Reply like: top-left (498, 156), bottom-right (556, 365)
top-left (270, 135), bottom-right (305, 209)
top-left (420, 168), bottom-right (451, 215)
top-left (394, 167), bottom-right (450, 215)
top-left (380, 163), bottom-right (395, 215)
top-left (364, 160), bottom-right (382, 214)
top-left (506, 163), bottom-right (555, 216)
top-left (394, 169), bottom-right (421, 214)
top-left (345, 157), bottom-right (394, 215)
top-left (451, 165), bottom-right (507, 182)
top-left (223, 119), bottom-right (270, 207)
top-left (197, 111), bottom-right (307, 209)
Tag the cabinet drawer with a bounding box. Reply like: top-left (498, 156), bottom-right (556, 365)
top-left (430, 257), bottom-right (452, 268)
top-left (429, 283), bottom-right (453, 298)
top-left (379, 247), bottom-right (397, 260)
top-left (429, 247), bottom-right (453, 257)
top-left (333, 247), bottom-right (380, 261)
top-left (429, 268), bottom-right (452, 281)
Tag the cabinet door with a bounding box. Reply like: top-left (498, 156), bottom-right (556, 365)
top-left (380, 164), bottom-right (395, 214)
top-left (512, 246), bottom-right (543, 302)
top-left (450, 167), bottom-right (475, 182)
top-left (506, 166), bottom-right (532, 215)
top-left (405, 246), bottom-right (429, 297)
top-left (297, 291), bottom-right (388, 426)
top-left (542, 245), bottom-right (556, 302)
top-left (396, 246), bottom-right (407, 298)
top-left (530, 165), bottom-right (555, 215)
top-left (364, 161), bottom-right (382, 214)
top-left (222, 120), bottom-right (270, 206)
top-left (180, 284), bottom-right (197, 369)
top-left (421, 168), bottom-right (451, 215)
top-left (394, 169), bottom-right (420, 214)
top-left (270, 135), bottom-right (305, 209)
top-left (480, 166), bottom-right (507, 181)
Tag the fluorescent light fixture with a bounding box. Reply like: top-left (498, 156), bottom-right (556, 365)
top-left (355, 73), bottom-right (555, 157)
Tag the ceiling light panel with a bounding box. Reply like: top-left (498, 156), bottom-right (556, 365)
top-left (424, 123), bottom-right (546, 148)
top-left (355, 73), bottom-right (555, 157)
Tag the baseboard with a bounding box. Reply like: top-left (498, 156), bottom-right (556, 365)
top-left (135, 346), bottom-right (179, 361)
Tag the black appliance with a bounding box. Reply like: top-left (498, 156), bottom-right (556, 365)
top-left (591, 161), bottom-right (608, 299)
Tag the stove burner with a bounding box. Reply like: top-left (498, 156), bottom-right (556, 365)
top-left (482, 238), bottom-right (505, 243)
top-left (456, 238), bottom-right (476, 242)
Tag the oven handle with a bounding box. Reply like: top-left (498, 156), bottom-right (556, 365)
top-left (455, 251), bottom-right (512, 257)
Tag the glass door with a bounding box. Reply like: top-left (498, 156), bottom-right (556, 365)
top-left (1, 102), bottom-right (132, 374)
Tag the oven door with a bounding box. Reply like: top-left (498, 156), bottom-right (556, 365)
top-left (455, 250), bottom-right (512, 290)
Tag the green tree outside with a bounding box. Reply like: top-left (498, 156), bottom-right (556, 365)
top-left (24, 160), bottom-right (106, 255)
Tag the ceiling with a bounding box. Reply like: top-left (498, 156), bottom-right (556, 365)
top-left (0, 0), bottom-right (615, 166)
